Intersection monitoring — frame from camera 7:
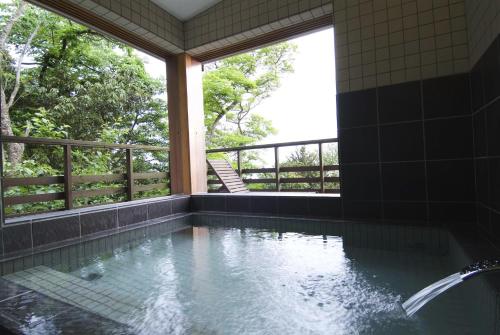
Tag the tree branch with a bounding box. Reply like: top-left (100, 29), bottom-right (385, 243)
top-left (7, 19), bottom-right (41, 108)
top-left (0, 1), bottom-right (26, 50)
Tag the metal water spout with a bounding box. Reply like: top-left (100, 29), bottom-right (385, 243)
top-left (402, 259), bottom-right (500, 317)
top-left (459, 259), bottom-right (500, 280)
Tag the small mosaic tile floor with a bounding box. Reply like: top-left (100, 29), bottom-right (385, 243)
top-left (4, 266), bottom-right (142, 327)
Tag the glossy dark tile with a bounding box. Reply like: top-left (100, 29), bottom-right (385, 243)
top-left (147, 200), bottom-right (172, 219)
top-left (337, 89), bottom-right (377, 128)
top-left (250, 196), bottom-right (278, 215)
top-left (475, 158), bottom-right (490, 205)
top-left (3, 224), bottom-right (32, 254)
top-left (423, 74), bottom-right (471, 119)
top-left (341, 164), bottom-right (381, 200)
top-left (380, 122), bottom-right (424, 161)
top-left (473, 109), bottom-right (487, 157)
top-left (470, 59), bottom-right (484, 112)
top-left (425, 116), bottom-right (473, 159)
top-left (481, 36), bottom-right (500, 104)
top-left (227, 196), bottom-right (251, 213)
top-left (277, 197), bottom-right (308, 217)
top-left (172, 197), bottom-right (190, 214)
top-left (428, 202), bottom-right (476, 224)
top-left (476, 204), bottom-right (491, 233)
top-left (339, 126), bottom-right (379, 163)
top-left (343, 201), bottom-right (382, 219)
top-left (32, 215), bottom-right (80, 247)
top-left (383, 202), bottom-right (427, 221)
top-left (378, 81), bottom-right (422, 123)
top-left (308, 197), bottom-right (342, 218)
top-left (486, 99), bottom-right (500, 156)
top-left (190, 196), bottom-right (203, 211)
top-left (81, 209), bottom-right (117, 236)
top-left (118, 205), bottom-right (147, 227)
top-left (204, 196), bottom-right (226, 212)
top-left (381, 162), bottom-right (426, 201)
top-left (427, 160), bottom-right (475, 201)
top-left (489, 158), bottom-right (500, 212)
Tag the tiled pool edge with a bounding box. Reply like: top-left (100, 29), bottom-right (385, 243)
top-left (1, 195), bottom-right (189, 257)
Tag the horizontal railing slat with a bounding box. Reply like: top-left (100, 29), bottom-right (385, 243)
top-left (73, 174), bottom-right (126, 184)
top-left (73, 187), bottom-right (127, 198)
top-left (3, 176), bottom-right (65, 188)
top-left (134, 183), bottom-right (168, 193)
top-left (4, 192), bottom-right (66, 205)
top-left (133, 172), bottom-right (168, 180)
top-left (207, 137), bottom-right (337, 153)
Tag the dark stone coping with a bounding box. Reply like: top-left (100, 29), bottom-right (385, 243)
top-left (1, 195), bottom-right (190, 257)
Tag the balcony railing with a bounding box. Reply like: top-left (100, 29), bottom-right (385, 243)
top-left (206, 138), bottom-right (340, 194)
top-left (1, 136), bottom-right (339, 218)
top-left (1, 136), bottom-right (169, 217)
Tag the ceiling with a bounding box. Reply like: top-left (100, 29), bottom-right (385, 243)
top-left (151, 0), bottom-right (222, 21)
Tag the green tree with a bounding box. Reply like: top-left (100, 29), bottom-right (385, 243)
top-left (203, 43), bottom-right (297, 149)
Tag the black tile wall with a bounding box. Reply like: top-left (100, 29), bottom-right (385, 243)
top-left (338, 127), bottom-right (379, 163)
top-left (378, 81), bottom-right (421, 123)
top-left (3, 224), bottom-right (31, 255)
top-left (423, 73), bottom-right (471, 118)
top-left (147, 200), bottom-right (172, 219)
top-left (472, 34), bottom-right (500, 244)
top-left (0, 196), bottom-right (188, 256)
top-left (32, 215), bottom-right (80, 247)
top-left (192, 195), bottom-right (343, 220)
top-left (337, 72), bottom-right (475, 224)
top-left (380, 122), bottom-right (424, 161)
top-left (337, 88), bottom-right (377, 128)
top-left (80, 209), bottom-right (117, 236)
top-left (118, 205), bottom-right (148, 227)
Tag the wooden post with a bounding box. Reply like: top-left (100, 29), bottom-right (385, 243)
top-left (126, 148), bottom-right (134, 201)
top-left (63, 145), bottom-right (73, 209)
top-left (236, 150), bottom-right (241, 176)
top-left (274, 146), bottom-right (280, 192)
top-left (167, 53), bottom-right (207, 194)
top-left (319, 143), bottom-right (324, 193)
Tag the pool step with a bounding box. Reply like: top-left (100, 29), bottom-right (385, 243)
top-left (3, 266), bottom-right (141, 325)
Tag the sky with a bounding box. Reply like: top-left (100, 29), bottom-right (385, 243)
top-left (139, 28), bottom-right (337, 146)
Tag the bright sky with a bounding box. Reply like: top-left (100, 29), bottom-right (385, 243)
top-left (139, 28), bottom-right (337, 146)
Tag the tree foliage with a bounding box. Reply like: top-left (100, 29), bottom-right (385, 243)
top-left (203, 43), bottom-right (297, 149)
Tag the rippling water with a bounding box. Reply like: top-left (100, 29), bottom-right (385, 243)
top-left (61, 225), bottom-right (480, 335)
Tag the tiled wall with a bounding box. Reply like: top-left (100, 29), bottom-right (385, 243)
top-left (465, 0), bottom-right (500, 67)
top-left (36, 0), bottom-right (185, 54)
top-left (0, 196), bottom-right (189, 256)
top-left (184, 0), bottom-right (333, 55)
top-left (337, 73), bottom-right (475, 224)
top-left (334, 0), bottom-right (470, 93)
top-left (472, 33), bottom-right (500, 245)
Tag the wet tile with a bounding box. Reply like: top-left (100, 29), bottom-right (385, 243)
top-left (0, 279), bottom-right (31, 302)
top-left (32, 215), bottom-right (80, 247)
top-left (81, 210), bottom-right (117, 236)
top-left (147, 200), bottom-right (172, 219)
top-left (3, 224), bottom-right (32, 254)
top-left (172, 197), bottom-right (190, 214)
top-left (118, 205), bottom-right (147, 227)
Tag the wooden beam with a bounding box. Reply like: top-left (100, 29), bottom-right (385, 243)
top-left (167, 53), bottom-right (207, 194)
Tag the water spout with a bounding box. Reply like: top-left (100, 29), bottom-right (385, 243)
top-left (402, 260), bottom-right (500, 317)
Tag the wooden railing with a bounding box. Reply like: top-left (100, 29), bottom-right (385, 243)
top-left (206, 138), bottom-right (340, 193)
top-left (1, 136), bottom-right (169, 217)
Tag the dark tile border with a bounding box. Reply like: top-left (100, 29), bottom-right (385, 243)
top-left (0, 195), bottom-right (190, 257)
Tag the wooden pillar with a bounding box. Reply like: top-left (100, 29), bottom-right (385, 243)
top-left (167, 53), bottom-right (207, 194)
